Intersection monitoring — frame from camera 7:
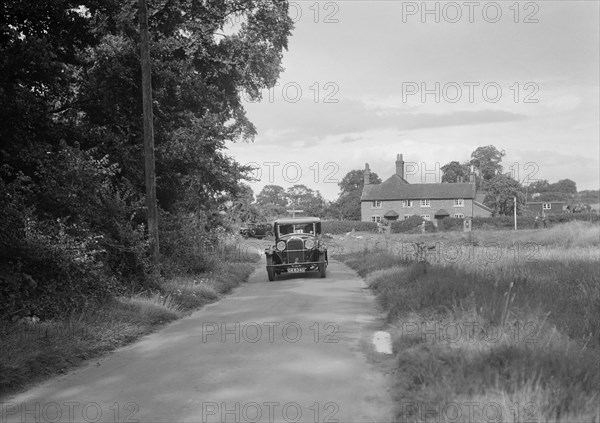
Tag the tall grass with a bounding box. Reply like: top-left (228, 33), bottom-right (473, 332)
top-left (0, 262), bottom-right (256, 398)
top-left (340, 221), bottom-right (600, 422)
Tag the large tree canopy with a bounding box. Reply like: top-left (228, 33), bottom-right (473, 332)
top-left (0, 0), bottom-right (294, 316)
top-left (470, 145), bottom-right (505, 181)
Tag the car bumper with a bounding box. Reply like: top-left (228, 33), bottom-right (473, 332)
top-left (267, 260), bottom-right (327, 269)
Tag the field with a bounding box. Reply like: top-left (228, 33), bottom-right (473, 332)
top-left (334, 221), bottom-right (600, 422)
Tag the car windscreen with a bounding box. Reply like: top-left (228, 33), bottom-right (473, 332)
top-left (278, 223), bottom-right (315, 235)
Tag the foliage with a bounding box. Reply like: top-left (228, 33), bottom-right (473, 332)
top-left (330, 169), bottom-right (381, 220)
top-left (480, 174), bottom-right (526, 216)
top-left (321, 221), bottom-right (378, 234)
top-left (388, 215), bottom-right (434, 233)
top-left (470, 145), bottom-right (505, 181)
top-left (286, 184), bottom-right (326, 216)
top-left (254, 184), bottom-right (327, 219)
top-left (438, 216), bottom-right (464, 231)
top-left (0, 0), bottom-right (294, 320)
top-left (440, 161), bottom-right (470, 183)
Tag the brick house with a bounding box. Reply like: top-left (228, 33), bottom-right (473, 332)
top-left (360, 154), bottom-right (492, 226)
top-left (525, 201), bottom-right (566, 215)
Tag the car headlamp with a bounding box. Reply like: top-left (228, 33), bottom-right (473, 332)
top-left (304, 239), bottom-right (314, 249)
top-left (276, 240), bottom-right (286, 250)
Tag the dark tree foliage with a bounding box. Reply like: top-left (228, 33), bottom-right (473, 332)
top-left (0, 0), bottom-right (294, 319)
top-left (330, 169), bottom-right (381, 220)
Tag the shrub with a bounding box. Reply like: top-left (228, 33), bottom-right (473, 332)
top-left (439, 217), bottom-right (464, 231)
top-left (159, 211), bottom-right (220, 277)
top-left (321, 220), bottom-right (378, 234)
top-left (390, 215), bottom-right (435, 233)
top-left (471, 214), bottom-right (599, 230)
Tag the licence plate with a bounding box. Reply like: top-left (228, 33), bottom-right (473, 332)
top-left (289, 267), bottom-right (303, 273)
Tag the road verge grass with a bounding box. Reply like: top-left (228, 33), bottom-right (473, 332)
top-left (0, 261), bottom-right (256, 398)
top-left (338, 222), bottom-right (600, 422)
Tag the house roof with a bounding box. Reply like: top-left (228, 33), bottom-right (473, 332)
top-left (361, 174), bottom-right (476, 201)
top-left (474, 201), bottom-right (492, 212)
top-left (526, 201), bottom-right (565, 205)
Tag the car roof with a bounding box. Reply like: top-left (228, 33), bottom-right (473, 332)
top-left (274, 217), bottom-right (321, 225)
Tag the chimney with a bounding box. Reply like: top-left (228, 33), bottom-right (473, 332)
top-left (364, 163), bottom-right (371, 185)
top-left (395, 154), bottom-right (404, 179)
top-left (469, 164), bottom-right (476, 183)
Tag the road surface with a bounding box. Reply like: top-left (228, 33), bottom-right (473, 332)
top-left (1, 256), bottom-right (394, 423)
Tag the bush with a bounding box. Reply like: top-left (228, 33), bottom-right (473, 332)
top-left (439, 217), bottom-right (464, 231)
top-left (472, 213), bottom-right (599, 230)
top-left (321, 220), bottom-right (378, 234)
top-left (390, 215), bottom-right (435, 233)
top-left (159, 211), bottom-right (221, 277)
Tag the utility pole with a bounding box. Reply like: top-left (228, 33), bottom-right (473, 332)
top-left (139, 0), bottom-right (159, 265)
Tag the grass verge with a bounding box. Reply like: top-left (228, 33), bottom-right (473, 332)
top-left (0, 261), bottom-right (256, 398)
top-left (338, 222), bottom-right (600, 422)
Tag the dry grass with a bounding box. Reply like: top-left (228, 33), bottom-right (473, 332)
top-left (339, 221), bottom-right (600, 422)
top-left (0, 262), bottom-right (256, 398)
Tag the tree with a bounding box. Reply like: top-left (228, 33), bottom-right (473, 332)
top-left (257, 185), bottom-right (288, 207)
top-left (550, 179), bottom-right (577, 195)
top-left (481, 174), bottom-right (526, 216)
top-left (529, 179), bottom-right (551, 194)
top-left (256, 184), bottom-right (288, 219)
top-left (222, 183), bottom-right (260, 226)
top-left (0, 0), bottom-right (295, 316)
top-left (286, 185), bottom-right (325, 216)
top-left (441, 161), bottom-right (470, 183)
top-left (470, 145), bottom-right (505, 181)
top-left (338, 170), bottom-right (381, 196)
top-left (331, 169), bottom-right (381, 220)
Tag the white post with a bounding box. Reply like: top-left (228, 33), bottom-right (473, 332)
top-left (514, 196), bottom-right (517, 230)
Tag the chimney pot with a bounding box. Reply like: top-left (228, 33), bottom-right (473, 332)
top-left (395, 153), bottom-right (405, 179)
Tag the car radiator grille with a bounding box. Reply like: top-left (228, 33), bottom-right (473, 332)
top-left (285, 238), bottom-right (305, 263)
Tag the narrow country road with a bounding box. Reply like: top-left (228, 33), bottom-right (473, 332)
top-left (1, 256), bottom-right (394, 423)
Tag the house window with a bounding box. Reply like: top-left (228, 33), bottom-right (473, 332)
top-left (454, 198), bottom-right (464, 207)
top-left (402, 200), bottom-right (413, 208)
top-left (454, 213), bottom-right (465, 218)
top-left (543, 203), bottom-right (551, 210)
top-left (371, 215), bottom-right (381, 222)
top-left (371, 201), bottom-right (382, 208)
top-left (420, 199), bottom-right (431, 207)
top-left (403, 215), bottom-right (412, 220)
top-left (421, 214), bottom-right (431, 221)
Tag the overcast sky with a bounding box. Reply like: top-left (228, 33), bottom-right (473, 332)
top-left (226, 0), bottom-right (600, 201)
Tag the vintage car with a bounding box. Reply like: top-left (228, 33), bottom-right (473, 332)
top-left (239, 222), bottom-right (273, 239)
top-left (264, 217), bottom-right (328, 281)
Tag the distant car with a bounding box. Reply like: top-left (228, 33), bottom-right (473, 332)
top-left (264, 217), bottom-right (328, 281)
top-left (239, 222), bottom-right (273, 239)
